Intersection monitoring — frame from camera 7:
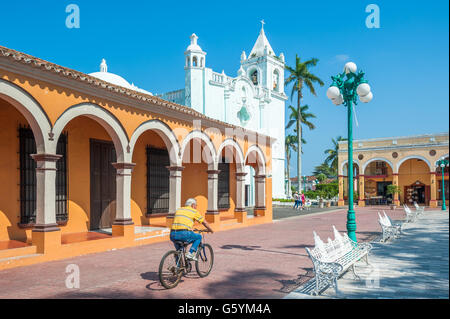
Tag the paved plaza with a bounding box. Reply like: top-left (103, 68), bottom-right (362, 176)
top-left (0, 206), bottom-right (448, 299)
top-left (286, 209), bottom-right (449, 299)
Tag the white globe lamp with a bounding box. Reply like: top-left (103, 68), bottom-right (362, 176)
top-left (356, 83), bottom-right (371, 97)
top-left (359, 91), bottom-right (373, 103)
top-left (326, 86), bottom-right (340, 100)
top-left (344, 62), bottom-right (357, 74)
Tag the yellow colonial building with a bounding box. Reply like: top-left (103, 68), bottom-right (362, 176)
top-left (338, 133), bottom-right (449, 208)
top-left (0, 45), bottom-right (274, 270)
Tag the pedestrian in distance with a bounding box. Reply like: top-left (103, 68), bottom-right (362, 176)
top-left (300, 192), bottom-right (306, 211)
top-left (293, 192), bottom-right (300, 209)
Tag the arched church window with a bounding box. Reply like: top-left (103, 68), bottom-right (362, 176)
top-left (241, 86), bottom-right (247, 101)
top-left (193, 56), bottom-right (198, 67)
top-left (200, 57), bottom-right (204, 67)
top-left (186, 57), bottom-right (190, 67)
top-left (251, 70), bottom-right (258, 85)
top-left (273, 70), bottom-right (279, 91)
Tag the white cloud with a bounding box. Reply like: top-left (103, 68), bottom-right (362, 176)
top-left (335, 54), bottom-right (350, 62)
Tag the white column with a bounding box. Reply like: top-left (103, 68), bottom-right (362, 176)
top-left (31, 154), bottom-right (62, 231)
top-left (168, 166), bottom-right (184, 215)
top-left (235, 172), bottom-right (247, 211)
top-left (112, 162), bottom-right (135, 225)
top-left (206, 169), bottom-right (219, 214)
top-left (255, 174), bottom-right (266, 209)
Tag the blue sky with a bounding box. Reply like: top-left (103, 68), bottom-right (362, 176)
top-left (0, 0), bottom-right (448, 176)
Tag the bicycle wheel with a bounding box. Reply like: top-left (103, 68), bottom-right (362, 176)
top-left (195, 243), bottom-right (214, 277)
top-left (159, 250), bottom-right (183, 289)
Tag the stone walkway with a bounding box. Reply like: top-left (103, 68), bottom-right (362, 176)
top-left (286, 210), bottom-right (449, 299)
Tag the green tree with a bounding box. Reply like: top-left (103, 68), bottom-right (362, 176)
top-left (285, 54), bottom-right (324, 191)
top-left (324, 136), bottom-right (347, 176)
top-left (316, 173), bottom-right (327, 183)
top-left (313, 162), bottom-right (335, 179)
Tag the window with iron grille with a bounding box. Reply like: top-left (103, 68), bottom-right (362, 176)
top-left (146, 147), bottom-right (170, 215)
top-left (19, 127), bottom-right (68, 225)
top-left (55, 132), bottom-right (68, 222)
top-left (218, 161), bottom-right (230, 209)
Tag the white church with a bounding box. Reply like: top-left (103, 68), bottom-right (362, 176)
top-left (159, 25), bottom-right (288, 202)
top-left (89, 25), bottom-right (288, 204)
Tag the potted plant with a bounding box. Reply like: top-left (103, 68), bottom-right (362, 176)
top-left (386, 185), bottom-right (402, 210)
top-left (317, 190), bottom-right (326, 208)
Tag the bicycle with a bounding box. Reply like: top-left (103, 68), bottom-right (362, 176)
top-left (158, 229), bottom-right (214, 289)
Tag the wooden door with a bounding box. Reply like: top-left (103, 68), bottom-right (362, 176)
top-left (90, 139), bottom-right (117, 230)
top-left (425, 186), bottom-right (430, 206)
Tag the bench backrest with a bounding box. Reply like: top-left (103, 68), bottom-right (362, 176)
top-left (308, 227), bottom-right (353, 263)
top-left (378, 212), bottom-right (390, 226)
top-left (404, 205), bottom-right (412, 214)
top-left (382, 211), bottom-right (393, 226)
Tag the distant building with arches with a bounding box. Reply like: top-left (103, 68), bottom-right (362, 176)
top-left (337, 133), bottom-right (449, 207)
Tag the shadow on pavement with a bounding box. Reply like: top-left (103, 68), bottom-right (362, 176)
top-left (220, 244), bottom-right (306, 257)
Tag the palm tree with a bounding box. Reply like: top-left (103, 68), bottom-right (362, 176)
top-left (285, 54), bottom-right (324, 190)
top-left (324, 136), bottom-right (347, 176)
top-left (285, 135), bottom-right (298, 197)
top-left (286, 104), bottom-right (316, 144)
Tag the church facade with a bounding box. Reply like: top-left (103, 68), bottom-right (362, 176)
top-left (159, 26), bottom-right (287, 201)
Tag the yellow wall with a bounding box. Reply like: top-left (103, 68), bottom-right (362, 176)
top-left (0, 100), bottom-right (31, 241)
top-left (131, 130), bottom-right (167, 227)
top-left (63, 116), bottom-right (113, 235)
top-left (398, 159), bottom-right (431, 203)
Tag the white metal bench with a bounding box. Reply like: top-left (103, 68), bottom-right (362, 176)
top-left (378, 211), bottom-right (402, 242)
top-left (305, 226), bottom-right (372, 295)
top-left (413, 202), bottom-right (425, 215)
top-left (403, 204), bottom-right (418, 223)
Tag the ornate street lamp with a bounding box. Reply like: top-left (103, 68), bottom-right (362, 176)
top-left (326, 62), bottom-right (372, 242)
top-left (436, 158), bottom-right (449, 210)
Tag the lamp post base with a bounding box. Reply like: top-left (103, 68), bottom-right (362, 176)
top-left (346, 209), bottom-right (357, 242)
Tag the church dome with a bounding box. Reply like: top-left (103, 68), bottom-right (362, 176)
top-left (89, 59), bottom-right (153, 95)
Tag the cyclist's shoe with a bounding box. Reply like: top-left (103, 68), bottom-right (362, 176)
top-left (186, 251), bottom-right (198, 261)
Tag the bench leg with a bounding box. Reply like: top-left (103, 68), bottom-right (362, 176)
top-left (333, 277), bottom-right (339, 296)
top-left (351, 264), bottom-right (361, 280)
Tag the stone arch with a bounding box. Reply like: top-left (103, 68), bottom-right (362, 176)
top-left (339, 159), bottom-right (360, 175)
top-left (249, 67), bottom-right (260, 86)
top-left (52, 103), bottom-right (129, 162)
top-left (129, 119), bottom-right (181, 166)
top-left (362, 157), bottom-right (394, 175)
top-left (272, 68), bottom-right (280, 91)
top-left (397, 155), bottom-right (432, 173)
top-left (438, 153), bottom-right (449, 161)
top-left (180, 130), bottom-right (217, 169)
top-left (245, 144), bottom-right (266, 175)
top-left (236, 77), bottom-right (256, 98)
top-left (0, 79), bottom-right (51, 153)
top-left (216, 138), bottom-right (245, 173)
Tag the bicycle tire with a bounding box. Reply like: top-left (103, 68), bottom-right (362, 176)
top-left (159, 250), bottom-right (183, 289)
top-left (195, 243), bottom-right (214, 277)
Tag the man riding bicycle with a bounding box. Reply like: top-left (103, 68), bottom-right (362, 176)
top-left (170, 198), bottom-right (214, 261)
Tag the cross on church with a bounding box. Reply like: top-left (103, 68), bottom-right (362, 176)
top-left (261, 19), bottom-right (265, 28)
